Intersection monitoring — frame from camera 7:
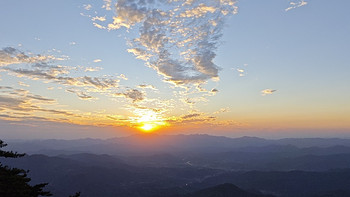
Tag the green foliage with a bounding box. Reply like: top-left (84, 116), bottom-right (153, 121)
top-left (0, 140), bottom-right (52, 197)
top-left (0, 140), bottom-right (25, 158)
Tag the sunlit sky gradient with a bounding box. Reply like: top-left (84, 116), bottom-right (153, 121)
top-left (1, 0), bottom-right (349, 139)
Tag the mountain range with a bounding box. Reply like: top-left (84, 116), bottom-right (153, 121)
top-left (3, 134), bottom-right (350, 196)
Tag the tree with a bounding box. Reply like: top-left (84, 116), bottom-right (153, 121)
top-left (0, 139), bottom-right (52, 197)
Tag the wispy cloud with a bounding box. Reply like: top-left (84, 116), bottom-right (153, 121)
top-left (92, 16), bottom-right (106, 22)
top-left (18, 81), bottom-right (30, 87)
top-left (285, 0), bottom-right (308, 12)
top-left (0, 47), bottom-right (120, 99)
top-left (261, 89), bottom-right (277, 96)
top-left (0, 86), bottom-right (137, 127)
top-left (0, 86), bottom-right (75, 120)
top-left (83, 4), bottom-right (92, 11)
top-left (118, 74), bottom-right (128, 80)
top-left (93, 59), bottom-right (102, 63)
top-left (66, 89), bottom-right (94, 100)
top-left (137, 84), bottom-right (157, 91)
top-left (5, 66), bottom-right (119, 91)
top-left (83, 66), bottom-right (102, 72)
top-left (93, 22), bottom-right (106, 29)
top-left (168, 112), bottom-right (217, 125)
top-left (181, 113), bottom-right (201, 119)
top-left (0, 47), bottom-right (60, 67)
top-left (102, 0), bottom-right (112, 11)
top-left (213, 107), bottom-right (230, 114)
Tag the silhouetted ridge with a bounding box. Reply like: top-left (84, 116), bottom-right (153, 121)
top-left (186, 183), bottom-right (274, 197)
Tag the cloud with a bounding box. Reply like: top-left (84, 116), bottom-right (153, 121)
top-left (127, 48), bottom-right (152, 61)
top-left (137, 84), bottom-right (157, 90)
top-left (0, 47), bottom-right (120, 100)
top-left (179, 4), bottom-right (216, 18)
top-left (0, 86), bottom-right (73, 117)
top-left (102, 0), bottom-right (112, 11)
top-left (0, 47), bottom-right (59, 67)
top-left (118, 74), bottom-right (128, 80)
top-left (83, 66), bottom-right (102, 72)
top-left (237, 69), bottom-right (245, 77)
top-left (182, 113), bottom-right (201, 119)
top-left (66, 89), bottom-right (94, 100)
top-left (0, 85), bottom-right (138, 127)
top-left (92, 16), bottom-right (106, 22)
top-left (168, 112), bottom-right (217, 125)
top-left (285, 0), bottom-right (308, 12)
top-left (93, 59), bottom-right (102, 63)
top-left (93, 0), bottom-right (237, 87)
top-left (69, 42), bottom-right (76, 45)
top-left (4, 66), bottom-right (119, 91)
top-left (211, 88), bottom-right (218, 93)
top-left (83, 4), bottom-right (92, 11)
top-left (93, 22), bottom-right (106, 29)
top-left (261, 89), bottom-right (277, 96)
top-left (18, 81), bottom-right (30, 87)
top-left (213, 107), bottom-right (230, 114)
top-left (115, 89), bottom-right (144, 102)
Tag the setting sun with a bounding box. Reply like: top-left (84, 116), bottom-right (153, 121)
top-left (139, 124), bottom-right (157, 132)
top-left (133, 109), bottom-right (167, 132)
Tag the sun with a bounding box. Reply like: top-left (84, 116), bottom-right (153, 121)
top-left (133, 109), bottom-right (167, 133)
top-left (139, 123), bottom-right (158, 132)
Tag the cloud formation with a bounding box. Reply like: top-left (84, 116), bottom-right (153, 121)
top-left (0, 47), bottom-right (120, 95)
top-left (95, 0), bottom-right (238, 86)
top-left (0, 86), bottom-right (75, 120)
top-left (0, 47), bottom-right (58, 67)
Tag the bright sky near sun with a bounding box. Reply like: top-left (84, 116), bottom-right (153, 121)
top-left (0, 0), bottom-right (349, 139)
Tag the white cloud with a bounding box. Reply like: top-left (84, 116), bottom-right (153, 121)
top-left (102, 0), bottom-right (112, 11)
top-left (93, 22), bottom-right (106, 29)
top-left (285, 0), bottom-right (308, 12)
top-left (93, 59), bottom-right (102, 63)
top-left (137, 84), bottom-right (157, 91)
top-left (92, 16), bottom-right (106, 22)
top-left (261, 89), bottom-right (277, 96)
top-left (118, 74), bottom-right (128, 80)
top-left (83, 4), bottom-right (92, 11)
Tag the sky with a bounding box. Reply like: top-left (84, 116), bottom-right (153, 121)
top-left (0, 0), bottom-right (349, 139)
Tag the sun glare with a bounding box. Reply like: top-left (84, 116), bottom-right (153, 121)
top-left (139, 124), bottom-right (157, 132)
top-left (132, 109), bottom-right (168, 133)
